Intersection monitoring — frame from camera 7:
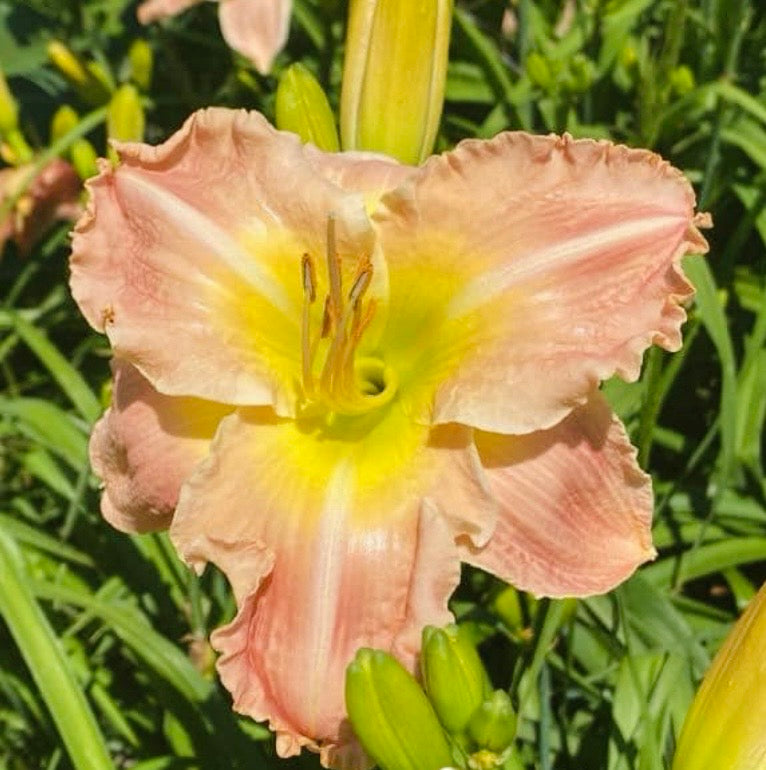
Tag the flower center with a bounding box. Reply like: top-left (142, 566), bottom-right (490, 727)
top-left (298, 215), bottom-right (396, 416)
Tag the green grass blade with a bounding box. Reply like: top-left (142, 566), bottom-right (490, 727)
top-left (10, 313), bottom-right (101, 424)
top-left (0, 530), bottom-right (115, 770)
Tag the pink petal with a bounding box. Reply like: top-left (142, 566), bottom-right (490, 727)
top-left (462, 391), bottom-right (654, 597)
top-left (90, 359), bottom-right (229, 533)
top-left (304, 146), bottom-right (414, 199)
top-left (70, 108), bottom-right (373, 412)
top-left (169, 406), bottom-right (494, 766)
top-left (137, 0), bottom-right (203, 23)
top-left (218, 0), bottom-right (292, 75)
top-left (375, 132), bottom-right (710, 434)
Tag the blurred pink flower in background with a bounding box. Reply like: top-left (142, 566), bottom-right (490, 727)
top-left (137, 0), bottom-right (291, 74)
top-left (70, 108), bottom-right (709, 767)
top-left (1, 158), bottom-right (80, 256)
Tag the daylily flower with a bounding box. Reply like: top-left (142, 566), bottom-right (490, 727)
top-left (1, 158), bottom-right (80, 256)
top-left (137, 0), bottom-right (291, 75)
top-left (70, 108), bottom-right (709, 768)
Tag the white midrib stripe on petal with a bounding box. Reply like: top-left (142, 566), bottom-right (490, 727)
top-left (446, 214), bottom-right (684, 318)
top-left (306, 457), bottom-right (354, 732)
top-left (118, 170), bottom-right (293, 316)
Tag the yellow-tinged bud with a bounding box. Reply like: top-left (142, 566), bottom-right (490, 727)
top-left (673, 582), bottom-right (766, 770)
top-left (128, 39), bottom-right (154, 91)
top-left (50, 105), bottom-right (79, 142)
top-left (48, 42), bottom-right (111, 105)
top-left (71, 138), bottom-right (99, 180)
top-left (340, 0), bottom-right (452, 164)
top-left (467, 690), bottom-right (517, 755)
top-left (526, 52), bottom-right (553, 91)
top-left (0, 69), bottom-right (19, 134)
top-left (2, 129), bottom-right (33, 165)
top-left (107, 84), bottom-right (145, 144)
top-left (670, 64), bottom-right (695, 96)
top-left (345, 648), bottom-right (454, 770)
top-left (421, 624), bottom-right (489, 734)
top-left (275, 63), bottom-right (339, 152)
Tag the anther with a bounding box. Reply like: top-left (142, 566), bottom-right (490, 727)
top-left (348, 265), bottom-right (372, 307)
top-left (301, 253), bottom-right (316, 303)
top-left (326, 214), bottom-right (342, 318)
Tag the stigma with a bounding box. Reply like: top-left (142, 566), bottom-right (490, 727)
top-left (299, 215), bottom-right (396, 416)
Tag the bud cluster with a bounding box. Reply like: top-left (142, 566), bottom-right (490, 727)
top-left (345, 624), bottom-right (518, 770)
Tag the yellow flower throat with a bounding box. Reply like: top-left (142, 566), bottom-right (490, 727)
top-left (299, 215), bottom-right (397, 416)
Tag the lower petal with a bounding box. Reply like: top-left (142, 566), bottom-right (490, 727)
top-left (169, 404), bottom-right (494, 765)
top-left (463, 391), bottom-right (654, 597)
top-left (90, 359), bottom-right (230, 533)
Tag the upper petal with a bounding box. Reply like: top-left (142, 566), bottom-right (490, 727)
top-left (70, 108), bottom-right (374, 413)
top-left (462, 390), bottom-right (654, 597)
top-left (90, 359), bottom-right (230, 533)
top-left (169, 403), bottom-right (494, 766)
top-left (137, 0), bottom-right (202, 23)
top-left (218, 0), bottom-right (292, 74)
top-left (375, 132), bottom-right (710, 433)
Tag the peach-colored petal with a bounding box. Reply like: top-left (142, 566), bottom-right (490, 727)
top-left (137, 0), bottom-right (203, 23)
top-left (375, 132), bottom-right (710, 434)
top-left (462, 391), bottom-right (654, 597)
top-left (169, 404), bottom-right (494, 766)
top-left (218, 0), bottom-right (291, 75)
top-left (304, 146), bottom-right (415, 204)
top-left (90, 359), bottom-right (230, 533)
top-left (70, 108), bottom-right (373, 413)
top-left (1, 159), bottom-right (80, 256)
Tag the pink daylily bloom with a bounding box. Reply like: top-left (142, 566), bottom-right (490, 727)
top-left (70, 108), bottom-right (709, 767)
top-left (137, 0), bottom-right (291, 75)
top-left (1, 158), bottom-right (80, 256)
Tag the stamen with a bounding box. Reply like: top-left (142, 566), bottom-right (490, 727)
top-left (301, 254), bottom-right (317, 396)
top-left (348, 262), bottom-right (372, 307)
top-left (325, 214), bottom-right (343, 320)
top-left (301, 253), bottom-right (316, 302)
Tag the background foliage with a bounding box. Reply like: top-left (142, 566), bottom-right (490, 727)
top-left (1, 0), bottom-right (765, 768)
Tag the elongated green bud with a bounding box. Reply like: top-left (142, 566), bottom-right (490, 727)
top-left (275, 63), bottom-right (339, 152)
top-left (673, 582), bottom-right (766, 770)
top-left (71, 138), bottom-right (99, 180)
top-left (128, 39), bottom-right (154, 91)
top-left (50, 105), bottom-right (79, 142)
top-left (107, 84), bottom-right (145, 144)
top-left (340, 0), bottom-right (452, 164)
top-left (48, 42), bottom-right (112, 105)
top-left (467, 690), bottom-right (517, 754)
top-left (421, 624), bottom-right (489, 734)
top-left (345, 648), bottom-right (454, 770)
top-left (0, 69), bottom-right (19, 134)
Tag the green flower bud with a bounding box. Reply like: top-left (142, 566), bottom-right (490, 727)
top-left (340, 0), bottom-right (452, 164)
top-left (526, 52), bottom-right (553, 91)
top-left (0, 69), bottom-right (19, 134)
top-left (670, 65), bottom-right (695, 96)
top-left (421, 624), bottom-right (489, 734)
top-left (71, 138), bottom-right (99, 180)
top-left (47, 42), bottom-right (112, 105)
top-left (566, 53), bottom-right (594, 93)
top-left (345, 648), bottom-right (453, 770)
top-left (107, 84), bottom-right (145, 144)
top-left (467, 690), bottom-right (517, 754)
top-left (128, 39), bottom-right (154, 92)
top-left (50, 105), bottom-right (79, 143)
top-left (275, 63), bottom-right (339, 152)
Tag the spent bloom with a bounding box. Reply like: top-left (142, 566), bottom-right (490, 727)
top-left (137, 0), bottom-right (291, 74)
top-left (1, 159), bottom-right (81, 256)
top-left (70, 108), bottom-right (709, 767)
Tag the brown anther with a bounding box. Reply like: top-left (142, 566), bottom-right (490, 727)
top-left (320, 295), bottom-right (333, 338)
top-left (348, 266), bottom-right (372, 307)
top-left (301, 253), bottom-right (316, 303)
